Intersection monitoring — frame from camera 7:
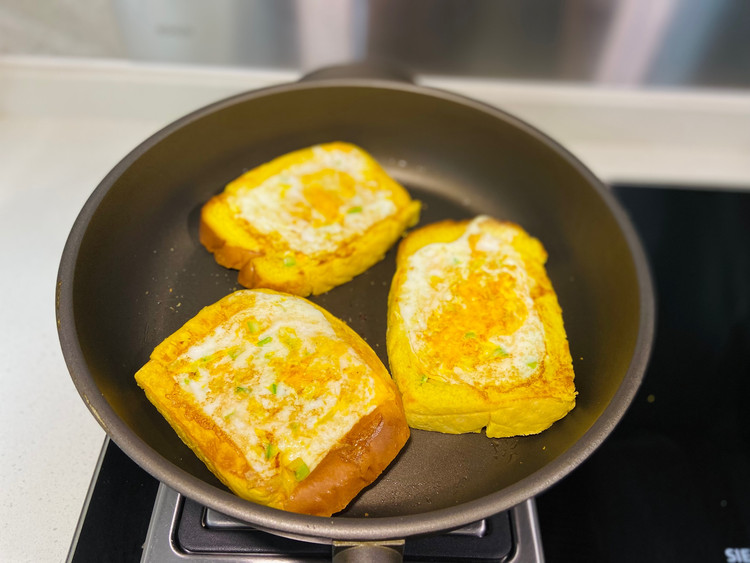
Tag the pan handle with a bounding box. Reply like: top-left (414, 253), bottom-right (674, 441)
top-left (299, 60), bottom-right (414, 83)
top-left (332, 539), bottom-right (405, 562)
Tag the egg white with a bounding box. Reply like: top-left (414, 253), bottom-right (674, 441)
top-left (233, 146), bottom-right (397, 254)
top-left (176, 291), bottom-right (377, 481)
top-left (398, 216), bottom-right (547, 387)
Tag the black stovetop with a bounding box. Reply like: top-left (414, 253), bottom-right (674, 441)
top-left (68, 184), bottom-right (750, 563)
top-left (537, 185), bottom-right (750, 562)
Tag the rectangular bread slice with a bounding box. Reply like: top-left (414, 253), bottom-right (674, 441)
top-left (200, 142), bottom-right (421, 296)
top-left (386, 216), bottom-right (576, 438)
top-left (135, 289), bottom-right (409, 516)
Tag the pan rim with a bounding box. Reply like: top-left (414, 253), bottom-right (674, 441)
top-left (56, 77), bottom-right (655, 541)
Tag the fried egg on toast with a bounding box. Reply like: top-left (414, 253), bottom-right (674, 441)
top-left (200, 142), bottom-right (421, 296)
top-left (135, 289), bottom-right (409, 516)
top-left (386, 216), bottom-right (576, 438)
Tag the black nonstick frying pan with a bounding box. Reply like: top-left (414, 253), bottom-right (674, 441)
top-left (56, 65), bottom-right (654, 557)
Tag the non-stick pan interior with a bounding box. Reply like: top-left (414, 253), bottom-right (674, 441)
top-left (61, 81), bottom-right (651, 536)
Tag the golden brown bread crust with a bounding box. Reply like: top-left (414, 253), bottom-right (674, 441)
top-left (199, 219), bottom-right (262, 283)
top-left (199, 142), bottom-right (421, 296)
top-left (285, 400), bottom-right (409, 516)
top-left (386, 217), bottom-right (576, 438)
top-left (135, 289), bottom-right (409, 516)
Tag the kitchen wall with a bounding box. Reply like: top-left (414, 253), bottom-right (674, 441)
top-left (1, 0), bottom-right (749, 89)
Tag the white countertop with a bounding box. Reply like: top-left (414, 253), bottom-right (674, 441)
top-left (1, 55), bottom-right (748, 562)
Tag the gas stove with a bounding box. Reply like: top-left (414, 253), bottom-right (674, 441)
top-left (69, 438), bottom-right (542, 562)
top-left (66, 184), bottom-right (750, 563)
top-left (145, 484), bottom-right (541, 562)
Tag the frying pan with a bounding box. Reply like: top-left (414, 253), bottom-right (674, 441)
top-left (56, 64), bottom-right (654, 557)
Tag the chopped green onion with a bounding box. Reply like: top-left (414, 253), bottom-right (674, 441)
top-left (228, 348), bottom-right (241, 359)
top-left (292, 460), bottom-right (310, 481)
top-left (347, 206), bottom-right (363, 214)
top-left (493, 346), bottom-right (508, 357)
top-left (265, 442), bottom-right (278, 460)
top-left (526, 360), bottom-right (538, 369)
top-left (464, 331), bottom-right (477, 339)
top-left (235, 386), bottom-right (249, 394)
top-left (183, 377), bottom-right (190, 385)
top-left (257, 336), bottom-right (272, 346)
top-left (283, 256), bottom-right (296, 267)
top-left (269, 382), bottom-right (278, 395)
top-left (246, 320), bottom-right (259, 333)
top-left (223, 410), bottom-right (235, 420)
top-left (420, 374), bottom-right (428, 385)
